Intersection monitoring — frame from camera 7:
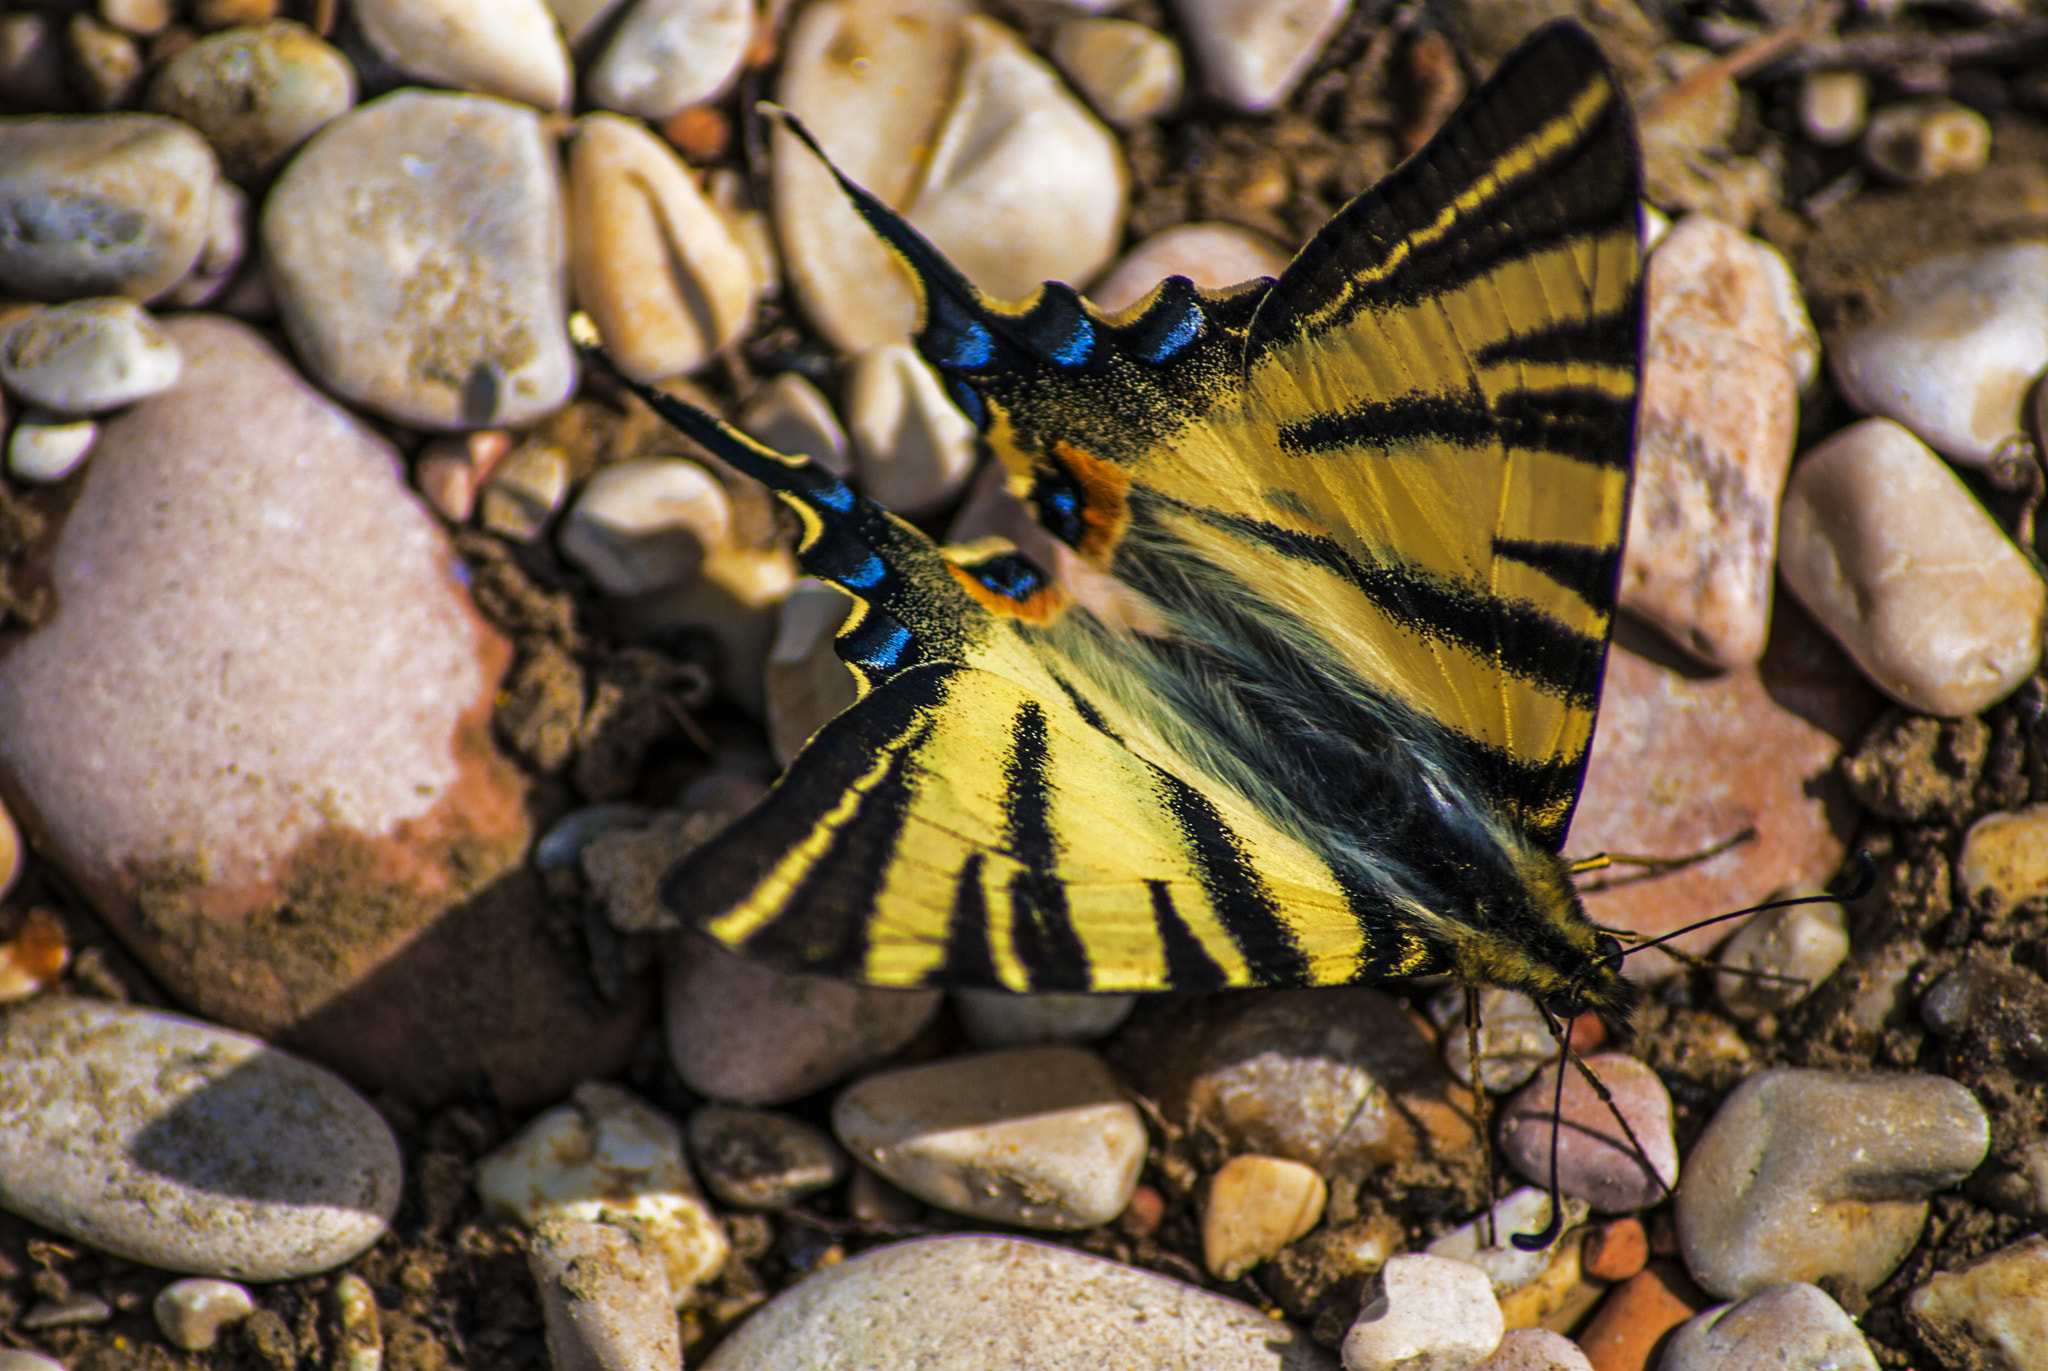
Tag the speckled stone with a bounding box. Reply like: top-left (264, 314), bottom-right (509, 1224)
top-left (1342, 1253), bottom-right (1503, 1371)
top-left (687, 1105), bottom-right (847, 1210)
top-left (1908, 1236), bottom-right (2048, 1371)
top-left (1479, 1329), bottom-right (1593, 1371)
top-left (0, 997), bottom-right (399, 1279)
top-left (143, 22), bottom-right (355, 181)
top-left (0, 296), bottom-right (180, 414)
top-left (528, 1218), bottom-right (682, 1371)
top-left (587, 0), bottom-right (752, 120)
top-left (1663, 1283), bottom-right (1877, 1371)
top-left (351, 0), bottom-right (570, 109)
top-left (702, 1235), bottom-right (1338, 1370)
top-left (263, 90), bottom-right (575, 429)
top-left (1959, 805), bottom-right (2048, 916)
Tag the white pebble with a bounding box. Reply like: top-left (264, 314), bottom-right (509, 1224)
top-left (1426, 984), bottom-right (1558, 1093)
top-left (1778, 417), bottom-right (2043, 716)
top-left (0, 297), bottom-right (180, 414)
top-left (1425, 1188), bottom-right (1588, 1298)
top-left (764, 579), bottom-right (858, 765)
top-left (1050, 18), bottom-right (1183, 128)
top-left (740, 372), bottom-right (851, 476)
top-left (480, 440), bottom-right (571, 543)
top-left (1716, 898), bottom-right (1849, 1021)
top-left (1862, 99), bottom-right (1990, 183)
top-left (587, 0), bottom-right (752, 120)
top-left (1202, 1153), bottom-right (1328, 1281)
top-left (1171, 0), bottom-right (1348, 112)
top-left (351, 0), bottom-right (570, 109)
top-left (7, 409), bottom-right (97, 482)
top-left (1478, 1329), bottom-right (1592, 1371)
top-left (954, 989), bottom-right (1136, 1048)
top-left (1089, 221), bottom-right (1289, 314)
top-left (1799, 70), bottom-right (1867, 146)
top-left (331, 1274), bottom-right (383, 1371)
top-left (1342, 1253), bottom-right (1503, 1371)
top-left (529, 1218), bottom-right (682, 1371)
top-left (1959, 805), bottom-right (2048, 916)
top-left (0, 1353), bottom-right (66, 1371)
top-left (154, 1278), bottom-right (256, 1352)
top-left (559, 458), bottom-right (732, 597)
top-left (846, 343), bottom-right (977, 515)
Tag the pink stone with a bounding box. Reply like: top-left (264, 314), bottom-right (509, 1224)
top-left (1087, 221), bottom-right (1289, 314)
top-left (1498, 1054), bottom-right (1677, 1214)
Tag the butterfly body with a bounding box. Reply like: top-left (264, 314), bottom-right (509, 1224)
top-left (638, 21), bottom-right (1646, 1024)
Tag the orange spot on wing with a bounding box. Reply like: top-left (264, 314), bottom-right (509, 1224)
top-left (1052, 440), bottom-right (1131, 564)
top-left (946, 562), bottom-right (1071, 624)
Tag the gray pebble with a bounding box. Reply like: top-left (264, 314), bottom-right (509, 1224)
top-left (587, 0), bottom-right (751, 120)
top-left (688, 1105), bottom-right (847, 1210)
top-left (954, 989), bottom-right (1136, 1048)
top-left (144, 21), bottom-right (357, 182)
top-left (154, 1277), bottom-right (256, 1352)
top-left (22, 1293), bottom-right (113, 1329)
top-left (0, 1352), bottom-right (66, 1371)
top-left (1715, 900), bottom-right (1848, 1022)
top-left (0, 997), bottom-right (401, 1280)
top-left (1920, 952), bottom-right (2048, 1072)
top-left (0, 297), bottom-right (180, 414)
top-left (1660, 1282), bottom-right (1877, 1371)
top-left (529, 1218), bottom-right (682, 1371)
top-left (0, 114), bottom-right (221, 300)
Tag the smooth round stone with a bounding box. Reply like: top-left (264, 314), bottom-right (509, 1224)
top-left (1499, 1055), bottom-right (1677, 1213)
top-left (1676, 1069), bottom-right (1990, 1300)
top-left (1779, 417), bottom-right (2043, 716)
top-left (845, 342), bottom-right (977, 515)
top-left (0, 296), bottom-right (180, 414)
top-left (587, 0), bottom-right (751, 120)
top-left (351, 0), bottom-right (569, 109)
top-left (1088, 221), bottom-right (1289, 314)
top-left (6, 410), bottom-right (96, 483)
top-left (1203, 1153), bottom-right (1327, 1281)
top-left (703, 1234), bottom-right (1338, 1370)
top-left (559, 458), bottom-right (732, 597)
top-left (1050, 18), bottom-right (1183, 129)
top-left (1907, 1235), bottom-right (2048, 1371)
top-left (739, 372), bottom-right (851, 476)
top-left (1663, 1282), bottom-right (1877, 1371)
top-left (1427, 984), bottom-right (1558, 1094)
top-left (528, 1218), bottom-right (682, 1371)
top-left (0, 114), bottom-right (220, 301)
top-left (164, 178), bottom-right (249, 309)
top-left (1863, 99), bottom-right (1990, 184)
top-left (479, 438), bottom-right (569, 542)
top-left (65, 15), bottom-right (143, 111)
top-left (102, 0), bottom-right (173, 41)
top-left (144, 21), bottom-right (355, 182)
top-left (955, 988), bottom-right (1136, 1047)
top-left (833, 1046), bottom-right (1146, 1230)
top-left (1829, 244), bottom-right (2048, 466)
top-left (1621, 215), bottom-right (1796, 670)
top-left (1171, 0), bottom-right (1348, 112)
top-left (264, 90), bottom-right (575, 430)
top-left (1575, 1262), bottom-right (1705, 1371)
top-left (1715, 899), bottom-right (1848, 1021)
top-left (764, 578), bottom-right (858, 766)
top-left (154, 1278), bottom-right (256, 1352)
top-left (0, 997), bottom-right (399, 1279)
top-left (1342, 1254), bottom-right (1502, 1371)
top-left (1799, 70), bottom-right (1866, 147)
top-left (687, 1104), bottom-right (848, 1209)
top-left (1479, 1329), bottom-right (1592, 1371)
top-left (569, 113), bottom-right (756, 383)
top-left (1958, 805), bottom-right (2048, 916)
top-left (665, 932), bottom-right (940, 1105)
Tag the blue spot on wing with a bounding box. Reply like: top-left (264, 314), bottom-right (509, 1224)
top-left (1140, 303), bottom-right (1203, 362)
top-left (945, 320), bottom-right (994, 368)
top-left (967, 553), bottom-right (1050, 602)
top-left (849, 619), bottom-right (914, 670)
top-left (842, 553), bottom-right (886, 588)
top-left (810, 480), bottom-right (855, 512)
top-left (1051, 318), bottom-right (1094, 367)
top-left (948, 379), bottom-right (986, 428)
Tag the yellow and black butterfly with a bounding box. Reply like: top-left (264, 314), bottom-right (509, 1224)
top-left (624, 19), bottom-right (1646, 1032)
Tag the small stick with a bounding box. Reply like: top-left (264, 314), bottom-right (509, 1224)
top-left (1639, 1), bottom-right (1843, 125)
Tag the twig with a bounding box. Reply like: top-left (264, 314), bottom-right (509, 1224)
top-left (1640, 1), bottom-right (1843, 125)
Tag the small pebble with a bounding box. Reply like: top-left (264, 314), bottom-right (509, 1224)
top-left (1778, 417), bottom-right (2043, 716)
top-left (687, 1105), bottom-right (848, 1209)
top-left (1171, 0), bottom-right (1349, 112)
top-left (0, 1354), bottom-right (66, 1371)
top-left (847, 1166), bottom-right (923, 1226)
top-left (0, 796), bottom-right (16, 899)
top-left (1715, 898), bottom-right (1848, 1021)
top-left (1907, 1235), bottom-right (2048, 1371)
top-left (1958, 804), bottom-right (2048, 915)
top-left (0, 113), bottom-right (220, 301)
top-left (101, 0), bottom-right (173, 37)
top-left (537, 802), bottom-right (655, 874)
top-left (1050, 18), bottom-right (1183, 128)
top-left (1118, 1184), bottom-right (1166, 1239)
top-left (1575, 1261), bottom-right (1703, 1371)
top-left (1202, 1154), bottom-right (1328, 1281)
top-left (845, 343), bottom-right (977, 515)
top-left (68, 14), bottom-right (145, 109)
top-left (7, 409), bottom-right (97, 482)
top-left (1498, 1055), bottom-right (1676, 1213)
top-left (413, 428), bottom-right (511, 523)
top-left (833, 1046), bottom-right (1146, 1230)
top-left (153, 1278), bottom-right (256, 1352)
top-left (1662, 1282), bottom-right (1878, 1371)
top-left (1342, 1253), bottom-right (1503, 1371)
top-left (476, 1081), bottom-right (730, 1301)
top-left (559, 458), bottom-right (732, 597)
top-left (569, 113), bottom-right (757, 382)
top-left (954, 989), bottom-right (1137, 1048)
top-left (1583, 1218), bottom-right (1649, 1284)
top-left (164, 178), bottom-right (248, 308)
top-left (529, 1217), bottom-right (682, 1371)
top-left (1088, 221), bottom-right (1290, 314)
top-left (22, 1293), bottom-right (113, 1329)
top-left (1920, 953), bottom-right (2048, 1072)
top-left (1862, 99), bottom-right (1990, 183)
top-left (480, 439), bottom-right (571, 542)
top-left (144, 21), bottom-right (356, 182)
top-left (0, 997), bottom-right (400, 1279)
top-left (1675, 1068), bottom-right (1989, 1300)
top-left (194, 0), bottom-right (280, 25)
top-left (1479, 1329), bottom-right (1593, 1371)
top-left (739, 372), bottom-right (851, 476)
top-left (764, 579), bottom-right (858, 765)
top-left (663, 104), bottom-right (730, 162)
top-left (0, 910), bottom-right (68, 1003)
top-left (351, 0), bottom-right (570, 109)
top-left (587, 0), bottom-right (752, 120)
top-left (1426, 1188), bottom-right (1589, 1298)
top-left (0, 296), bottom-right (180, 413)
top-left (330, 1273), bottom-right (382, 1371)
top-left (701, 1234), bottom-right (1337, 1369)
top-left (1799, 70), bottom-right (1866, 147)
top-left (1427, 984), bottom-right (1559, 1093)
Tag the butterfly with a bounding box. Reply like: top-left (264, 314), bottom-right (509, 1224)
top-left (617, 22), bottom-right (1646, 1038)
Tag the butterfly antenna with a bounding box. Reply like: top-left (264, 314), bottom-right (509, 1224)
top-left (1612, 850), bottom-right (1876, 962)
top-left (1464, 985), bottom-right (1498, 1249)
top-left (1510, 1011), bottom-right (1575, 1251)
top-left (1563, 1045), bottom-right (1675, 1203)
top-left (1614, 931), bottom-right (1811, 989)
top-left (1570, 827), bottom-right (1757, 890)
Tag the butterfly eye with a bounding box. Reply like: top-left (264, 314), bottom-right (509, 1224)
top-left (1546, 993), bottom-right (1587, 1019)
top-left (1595, 933), bottom-right (1624, 964)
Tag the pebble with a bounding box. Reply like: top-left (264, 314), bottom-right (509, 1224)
top-left (1907, 1235), bottom-right (2048, 1371)
top-left (1202, 1154), bottom-right (1328, 1281)
top-left (845, 342), bottom-right (979, 514)
top-left (1798, 70), bottom-right (1867, 147)
top-left (0, 997), bottom-right (400, 1279)
top-left (0, 15), bottom-right (69, 115)
top-left (1753, 238), bottom-right (1820, 392)
top-left (0, 1355), bottom-right (64, 1371)
top-left (1172, 0), bottom-right (1348, 112)
top-left (704, 1233), bottom-right (1337, 1369)
top-left (1662, 1283), bottom-right (1877, 1371)
top-left (583, 776), bottom-right (767, 932)
top-left (196, 0), bottom-right (282, 26)
top-left (1715, 900), bottom-right (1849, 1021)
top-left (587, 0), bottom-right (752, 120)
top-left (1778, 417), bottom-right (2043, 716)
top-left (954, 989), bottom-right (1137, 1047)
top-left (144, 22), bottom-right (354, 183)
top-left (1427, 984), bottom-right (1559, 1093)
top-left (569, 113), bottom-right (757, 383)
top-left (1958, 804), bottom-right (2048, 915)
top-left (351, 0), bottom-right (570, 110)
top-left (480, 438), bottom-right (570, 541)
top-left (165, 178), bottom-right (249, 308)
top-left (476, 1081), bottom-right (730, 1300)
top-left (1050, 18), bottom-right (1183, 128)
top-left (330, 1273), bottom-right (381, 1371)
top-left (0, 113), bottom-right (220, 301)
top-left (1342, 1253), bottom-right (1503, 1371)
top-left (264, 90), bottom-right (576, 429)
top-left (68, 14), bottom-right (144, 109)
top-left (687, 1105), bottom-right (848, 1209)
top-left (0, 296), bottom-right (180, 414)
top-left (1426, 1188), bottom-right (1590, 1299)
top-left (739, 372), bottom-right (852, 476)
top-left (413, 427), bottom-right (510, 523)
top-left (559, 458), bottom-right (733, 597)
top-left (1621, 215), bottom-right (1796, 669)
top-left (1583, 1218), bottom-right (1649, 1283)
top-left (1498, 1055), bottom-right (1676, 1214)
top-left (0, 798), bottom-right (16, 899)
top-left (833, 1045), bottom-right (1146, 1229)
top-left (1920, 954), bottom-right (2048, 1073)
top-left (1480, 1330), bottom-right (1593, 1371)
top-left (1828, 244), bottom-right (2048, 466)
top-left (665, 932), bottom-right (940, 1104)
top-left (0, 910), bottom-right (67, 1002)
top-left (528, 1217), bottom-right (683, 1371)
top-left (6, 409), bottom-right (97, 482)
top-left (153, 1278), bottom-right (257, 1352)
top-left (764, 579), bottom-right (858, 765)
top-left (22, 1294), bottom-right (113, 1329)
top-left (102, 0), bottom-right (172, 39)
top-left (1862, 99), bottom-right (1991, 184)
top-left (1575, 1261), bottom-right (1703, 1371)
top-left (1088, 221), bottom-right (1290, 314)
top-left (1675, 1069), bottom-right (1989, 1300)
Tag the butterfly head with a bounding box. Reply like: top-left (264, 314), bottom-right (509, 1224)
top-left (1440, 845), bottom-right (1641, 1025)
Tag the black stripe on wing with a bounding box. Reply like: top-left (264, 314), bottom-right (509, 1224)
top-left (1001, 700), bottom-right (1093, 990)
top-left (1492, 537), bottom-right (1621, 614)
top-left (1278, 385), bottom-right (1635, 469)
top-left (1152, 766), bottom-right (1310, 985)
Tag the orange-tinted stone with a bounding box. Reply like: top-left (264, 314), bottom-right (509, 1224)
top-left (1583, 1218), bottom-right (1650, 1283)
top-left (1576, 1261), bottom-right (1705, 1371)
